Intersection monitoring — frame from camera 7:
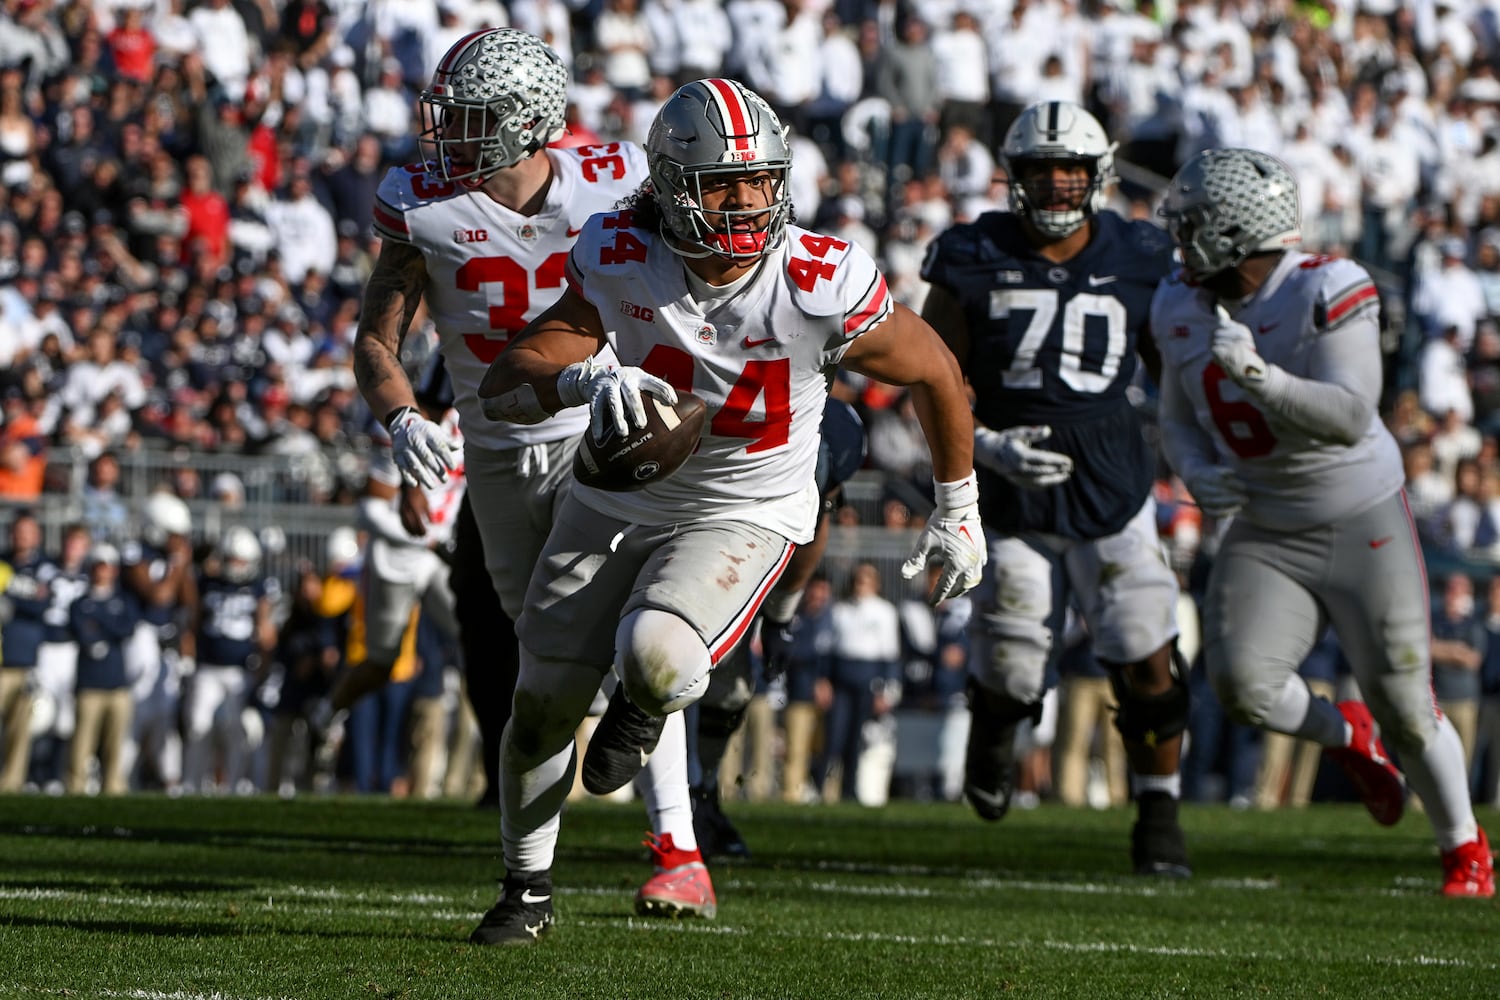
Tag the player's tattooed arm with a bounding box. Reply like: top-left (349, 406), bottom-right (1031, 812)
top-left (354, 241), bottom-right (429, 423)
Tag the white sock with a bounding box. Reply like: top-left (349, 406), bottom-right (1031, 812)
top-left (1134, 772), bottom-right (1181, 799)
top-left (639, 711), bottom-right (696, 853)
top-left (1400, 714), bottom-right (1479, 852)
top-left (501, 735), bottom-right (575, 874)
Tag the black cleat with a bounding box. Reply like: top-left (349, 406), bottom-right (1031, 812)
top-left (581, 687), bottom-right (665, 795)
top-left (963, 682), bottom-right (1031, 822)
top-left (1131, 791), bottom-right (1192, 878)
top-left (469, 870), bottom-right (555, 946)
top-left (692, 786), bottom-right (751, 861)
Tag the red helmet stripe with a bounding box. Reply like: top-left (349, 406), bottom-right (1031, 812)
top-left (703, 78), bottom-right (753, 152)
top-left (437, 29), bottom-right (491, 78)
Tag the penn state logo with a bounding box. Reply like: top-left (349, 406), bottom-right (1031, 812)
top-left (633, 460), bottom-right (661, 481)
top-left (1047, 266), bottom-right (1069, 284)
top-left (696, 323), bottom-right (716, 346)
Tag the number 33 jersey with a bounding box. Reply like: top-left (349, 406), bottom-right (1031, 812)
top-left (564, 215), bottom-right (894, 544)
top-left (922, 211), bottom-right (1173, 539)
top-left (373, 143), bottom-right (648, 450)
top-left (1151, 251), bottom-right (1402, 531)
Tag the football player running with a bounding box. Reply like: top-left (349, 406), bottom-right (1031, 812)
top-left (1154, 147), bottom-right (1493, 897)
top-left (350, 29), bottom-right (714, 929)
top-left (920, 101), bottom-right (1189, 876)
top-left (475, 77), bottom-right (985, 943)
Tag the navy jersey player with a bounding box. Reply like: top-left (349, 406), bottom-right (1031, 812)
top-left (920, 101), bottom-right (1188, 876)
top-left (184, 527), bottom-right (278, 794)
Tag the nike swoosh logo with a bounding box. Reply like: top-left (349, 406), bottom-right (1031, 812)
top-left (520, 889), bottom-right (551, 905)
top-left (566, 227), bottom-right (582, 237)
top-left (1258, 323), bottom-right (1278, 334)
top-left (741, 335), bottom-right (776, 349)
top-left (1087, 275), bottom-right (1117, 286)
top-left (967, 786), bottom-right (1009, 810)
top-left (1369, 536), bottom-right (1393, 549)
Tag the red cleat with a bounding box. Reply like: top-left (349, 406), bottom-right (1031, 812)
top-left (1325, 700), bottom-right (1406, 826)
top-left (1441, 827), bottom-right (1496, 898)
top-left (635, 833), bottom-right (717, 919)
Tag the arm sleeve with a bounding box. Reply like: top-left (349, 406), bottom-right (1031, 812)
top-left (1158, 367), bottom-right (1221, 483)
top-left (358, 495), bottom-right (420, 545)
top-left (1251, 309), bottom-right (1380, 447)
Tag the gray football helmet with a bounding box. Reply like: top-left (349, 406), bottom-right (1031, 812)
top-left (1001, 101), bottom-right (1116, 238)
top-left (419, 28), bottom-right (568, 187)
top-left (1158, 148), bottom-right (1302, 279)
top-left (646, 78), bottom-right (793, 260)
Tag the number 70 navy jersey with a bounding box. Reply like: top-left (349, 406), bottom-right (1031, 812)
top-left (922, 211), bottom-right (1174, 539)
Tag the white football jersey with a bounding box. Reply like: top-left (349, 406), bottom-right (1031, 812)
top-left (369, 407), bottom-right (467, 549)
top-left (565, 217), bottom-right (894, 543)
top-left (1152, 251), bottom-right (1403, 530)
top-left (373, 143), bottom-right (648, 450)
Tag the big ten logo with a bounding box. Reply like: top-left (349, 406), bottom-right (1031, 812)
top-left (620, 300), bottom-right (655, 322)
top-left (453, 228), bottom-right (490, 244)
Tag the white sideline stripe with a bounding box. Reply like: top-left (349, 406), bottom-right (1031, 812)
top-left (577, 919), bottom-right (1495, 969)
top-left (0, 987), bottom-right (293, 1000)
top-left (7, 881), bottom-right (1487, 973)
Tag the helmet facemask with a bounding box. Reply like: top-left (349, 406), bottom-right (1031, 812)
top-left (656, 162), bottom-right (791, 261)
top-left (1001, 101), bottom-right (1116, 239)
top-left (418, 29), bottom-right (568, 188)
top-left (1008, 155), bottom-right (1107, 238)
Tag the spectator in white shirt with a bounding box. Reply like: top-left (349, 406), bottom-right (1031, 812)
top-left (266, 172), bottom-right (337, 287)
top-left (932, 10), bottom-right (989, 139)
top-left (821, 563), bottom-right (903, 804)
top-left (189, 0), bottom-right (253, 102)
top-left (1420, 325), bottom-right (1475, 425)
top-left (1414, 238), bottom-right (1490, 349)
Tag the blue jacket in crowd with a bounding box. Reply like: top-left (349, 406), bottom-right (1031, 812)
top-left (71, 587), bottom-right (141, 691)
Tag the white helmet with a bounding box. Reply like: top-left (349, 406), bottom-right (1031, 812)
top-left (1158, 148), bottom-right (1302, 280)
top-left (419, 28), bottom-right (568, 187)
top-left (142, 492), bottom-right (192, 548)
top-left (218, 525), bottom-right (262, 584)
top-left (647, 78), bottom-right (793, 261)
top-left (1002, 101), bottom-right (1116, 239)
top-left (325, 525), bottom-right (360, 569)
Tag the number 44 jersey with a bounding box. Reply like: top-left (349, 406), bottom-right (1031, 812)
top-left (564, 215), bottom-right (894, 545)
top-left (922, 211), bottom-right (1174, 540)
top-left (373, 143), bottom-right (648, 450)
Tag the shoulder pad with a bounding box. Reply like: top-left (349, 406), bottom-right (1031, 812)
top-left (565, 207), bottom-right (652, 291)
top-left (782, 228), bottom-right (891, 334)
top-left (1308, 256), bottom-right (1379, 330)
top-left (553, 141), bottom-right (650, 190)
top-left (373, 164), bottom-right (465, 243)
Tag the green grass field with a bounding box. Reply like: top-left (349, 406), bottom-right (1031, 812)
top-left (0, 795), bottom-right (1496, 999)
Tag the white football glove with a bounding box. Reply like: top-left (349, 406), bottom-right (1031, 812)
top-left (1210, 305), bottom-right (1268, 393)
top-left (557, 358), bottom-right (678, 440)
top-left (389, 407), bottom-right (457, 490)
top-left (1186, 466), bottom-right (1249, 518)
top-left (901, 474), bottom-right (986, 605)
top-left (974, 425), bottom-right (1074, 489)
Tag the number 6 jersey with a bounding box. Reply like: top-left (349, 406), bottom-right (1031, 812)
top-left (563, 213), bottom-right (894, 544)
top-left (373, 143), bottom-right (648, 451)
top-left (1151, 251), bottom-right (1402, 532)
top-left (922, 211), bottom-right (1174, 540)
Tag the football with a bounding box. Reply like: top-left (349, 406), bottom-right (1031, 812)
top-left (572, 391), bottom-right (707, 492)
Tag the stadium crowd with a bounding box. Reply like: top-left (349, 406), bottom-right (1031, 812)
top-left (3, 0), bottom-right (1500, 809)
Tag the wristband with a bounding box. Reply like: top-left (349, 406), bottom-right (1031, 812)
top-left (762, 588), bottom-right (803, 625)
top-left (384, 406), bottom-right (418, 431)
top-left (934, 473), bottom-right (979, 513)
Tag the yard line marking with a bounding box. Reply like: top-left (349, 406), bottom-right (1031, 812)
top-left (0, 986), bottom-right (294, 1000)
